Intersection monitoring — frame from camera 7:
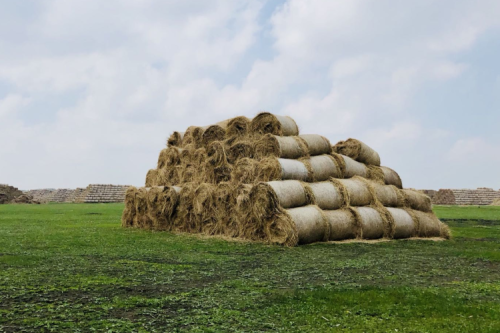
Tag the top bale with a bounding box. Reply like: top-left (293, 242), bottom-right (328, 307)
top-left (250, 112), bottom-right (299, 136)
top-left (333, 138), bottom-right (381, 166)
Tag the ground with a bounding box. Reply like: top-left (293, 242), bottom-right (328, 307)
top-left (0, 204), bottom-right (499, 332)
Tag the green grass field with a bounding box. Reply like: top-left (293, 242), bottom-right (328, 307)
top-left (1, 204), bottom-right (500, 332)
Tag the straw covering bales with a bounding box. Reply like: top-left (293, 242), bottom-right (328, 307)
top-left (122, 112), bottom-right (450, 246)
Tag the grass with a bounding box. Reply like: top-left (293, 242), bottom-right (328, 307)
top-left (0, 203), bottom-right (499, 332)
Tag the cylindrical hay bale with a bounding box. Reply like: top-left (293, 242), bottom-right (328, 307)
top-left (202, 125), bottom-right (226, 146)
top-left (235, 183), bottom-right (253, 236)
top-left (372, 183), bottom-right (402, 207)
top-left (299, 134), bottom-right (332, 156)
top-left (214, 182), bottom-right (237, 236)
top-left (193, 183), bottom-right (217, 234)
top-left (333, 138), bottom-right (381, 166)
top-left (121, 186), bottom-right (138, 227)
top-left (381, 166), bottom-right (403, 189)
top-left (309, 155), bottom-right (342, 181)
top-left (264, 212), bottom-right (298, 246)
top-left (207, 141), bottom-right (228, 168)
top-left (147, 186), bottom-right (179, 230)
top-left (254, 134), bottom-right (308, 159)
top-left (352, 207), bottom-right (385, 239)
top-left (250, 112), bottom-right (299, 136)
top-left (412, 210), bottom-right (442, 238)
top-left (367, 165), bottom-right (385, 184)
top-left (145, 169), bottom-right (158, 187)
top-left (334, 178), bottom-right (374, 207)
top-left (386, 208), bottom-right (415, 239)
top-left (226, 116), bottom-right (251, 138)
top-left (164, 147), bottom-right (183, 167)
top-left (323, 209), bottom-right (357, 241)
top-left (257, 158), bottom-right (311, 182)
top-left (402, 189), bottom-right (432, 212)
top-left (341, 155), bottom-right (368, 178)
top-left (231, 158), bottom-right (259, 185)
top-left (167, 131), bottom-right (184, 148)
top-left (308, 182), bottom-right (343, 210)
top-left (174, 183), bottom-right (197, 232)
top-left (183, 126), bottom-right (204, 148)
top-left (286, 206), bottom-right (329, 244)
top-left (134, 188), bottom-right (153, 229)
top-left (180, 144), bottom-right (195, 164)
top-left (227, 141), bottom-right (254, 163)
top-left (251, 181), bottom-right (311, 221)
top-left (157, 149), bottom-right (169, 169)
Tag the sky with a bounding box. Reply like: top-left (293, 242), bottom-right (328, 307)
top-left (1, 0), bottom-right (499, 191)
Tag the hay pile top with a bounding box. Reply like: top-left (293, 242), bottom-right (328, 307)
top-left (122, 112), bottom-right (449, 246)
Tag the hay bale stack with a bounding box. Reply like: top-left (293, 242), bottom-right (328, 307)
top-left (127, 111), bottom-right (448, 246)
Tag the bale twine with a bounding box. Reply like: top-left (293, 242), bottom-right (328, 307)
top-left (167, 131), bottom-right (184, 147)
top-left (250, 112), bottom-right (299, 136)
top-left (286, 205), bottom-right (329, 245)
top-left (309, 155), bottom-right (342, 181)
top-left (412, 210), bottom-right (443, 238)
top-left (330, 153), bottom-right (346, 178)
top-left (257, 158), bottom-right (311, 182)
top-left (341, 155), bottom-right (368, 178)
top-left (226, 116), bottom-right (251, 138)
top-left (134, 187), bottom-right (153, 229)
top-left (299, 134), bottom-right (332, 156)
top-left (350, 207), bottom-right (385, 239)
top-left (381, 166), bottom-right (403, 189)
top-left (332, 177), bottom-right (374, 207)
top-left (193, 183), bottom-right (217, 234)
top-left (202, 125), bottom-right (226, 147)
top-left (145, 169), bottom-right (158, 187)
top-left (254, 134), bottom-right (308, 159)
top-left (333, 138), bottom-right (381, 166)
top-left (250, 181), bottom-right (312, 222)
top-left (231, 158), bottom-right (259, 185)
top-left (227, 141), bottom-right (254, 163)
top-left (308, 181), bottom-right (344, 210)
top-left (402, 189), bottom-right (432, 212)
top-left (386, 208), bottom-right (416, 239)
top-left (121, 186), bottom-right (138, 227)
top-left (323, 209), bottom-right (358, 241)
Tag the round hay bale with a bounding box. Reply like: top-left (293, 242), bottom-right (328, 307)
top-left (412, 210), bottom-right (442, 237)
top-left (381, 166), bottom-right (403, 189)
top-left (227, 116), bottom-right (251, 138)
top-left (333, 138), bottom-right (381, 166)
top-left (146, 186), bottom-right (179, 230)
top-left (250, 181), bottom-right (312, 222)
top-left (402, 189), bottom-right (432, 212)
top-left (202, 125), bottom-right (226, 147)
top-left (207, 141), bottom-right (228, 168)
top-left (386, 207), bottom-right (416, 239)
top-left (250, 112), bottom-right (299, 136)
top-left (341, 155), bottom-right (368, 178)
top-left (334, 178), bottom-right (374, 207)
top-left (192, 148), bottom-right (208, 167)
top-left (286, 205), bottom-right (329, 244)
top-left (372, 183), bottom-right (401, 207)
top-left (165, 147), bottom-right (183, 167)
top-left (308, 181), bottom-right (344, 210)
top-left (121, 186), bottom-right (138, 227)
top-left (367, 165), bottom-right (385, 184)
top-left (254, 134), bottom-right (308, 159)
top-left (134, 187), bottom-right (153, 229)
top-left (264, 211), bottom-right (298, 246)
top-left (299, 134), bottom-right (332, 156)
top-left (235, 183), bottom-right (253, 236)
top-left (183, 126), bottom-right (204, 148)
top-left (145, 169), bottom-right (158, 187)
top-left (351, 207), bottom-right (385, 239)
top-left (167, 131), bottom-right (184, 147)
top-left (227, 141), bottom-right (254, 163)
top-left (323, 209), bottom-right (358, 241)
top-left (214, 182), bottom-right (238, 236)
top-left (231, 158), bottom-right (259, 184)
top-left (157, 149), bottom-right (169, 169)
top-left (309, 155), bottom-right (342, 181)
top-left (180, 144), bottom-right (195, 164)
top-left (193, 183), bottom-right (217, 234)
top-left (257, 158), bottom-right (311, 182)
top-left (174, 183), bottom-right (197, 232)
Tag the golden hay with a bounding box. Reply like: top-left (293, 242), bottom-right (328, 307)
top-left (299, 134), bottom-right (332, 156)
top-left (167, 131), bottom-right (184, 147)
top-left (183, 126), bottom-right (204, 148)
top-left (227, 116), bottom-right (251, 138)
top-left (134, 187), bottom-right (153, 229)
top-left (227, 141), bottom-right (254, 163)
top-left (350, 207), bottom-right (385, 240)
top-left (308, 181), bottom-right (344, 210)
top-left (193, 183), bottom-right (218, 234)
top-left (323, 209), bottom-right (358, 241)
top-left (202, 125), bottom-right (226, 147)
top-left (386, 207), bottom-right (416, 239)
top-left (381, 166), bottom-right (403, 189)
top-left (254, 134), bottom-right (308, 159)
top-left (231, 158), bottom-right (259, 185)
top-left (256, 158), bottom-right (311, 182)
top-left (145, 169), bottom-right (158, 187)
top-left (121, 186), bottom-right (138, 227)
top-left (333, 138), bottom-right (381, 166)
top-left (250, 112), bottom-right (299, 136)
top-left (402, 189), bottom-right (432, 212)
top-left (286, 206), bottom-right (329, 245)
top-left (309, 155), bottom-right (342, 181)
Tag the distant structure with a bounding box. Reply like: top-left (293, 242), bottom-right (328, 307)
top-left (432, 188), bottom-right (500, 205)
top-left (26, 184), bottom-right (130, 203)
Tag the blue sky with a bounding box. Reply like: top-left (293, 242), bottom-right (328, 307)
top-left (0, 0), bottom-right (499, 190)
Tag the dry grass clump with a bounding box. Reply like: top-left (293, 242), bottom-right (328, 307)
top-left (231, 158), bottom-right (259, 185)
top-left (145, 169), bottom-right (158, 187)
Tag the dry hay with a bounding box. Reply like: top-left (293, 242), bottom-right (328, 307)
top-left (10, 194), bottom-right (40, 204)
top-left (308, 181), bottom-right (344, 210)
top-left (286, 206), bottom-right (329, 245)
top-left (121, 186), bottom-right (138, 227)
top-left (183, 126), bottom-right (204, 148)
top-left (167, 131), bottom-right (184, 147)
top-left (412, 210), bottom-right (449, 238)
top-left (371, 183), bottom-right (404, 207)
top-left (235, 183), bottom-right (254, 237)
top-left (333, 138), bottom-right (381, 166)
top-left (207, 141), bottom-right (228, 168)
top-left (226, 116), bottom-right (251, 138)
top-left (250, 180), bottom-right (312, 222)
top-left (250, 112), bottom-right (299, 136)
top-left (193, 183), bottom-right (217, 234)
top-left (263, 211), bottom-right (298, 246)
top-left (402, 189), bottom-right (432, 212)
top-left (173, 183), bottom-right (198, 232)
top-left (323, 209), bottom-right (358, 241)
top-left (386, 208), bottom-right (416, 239)
top-left (202, 125), bottom-right (226, 147)
top-left (145, 169), bottom-right (158, 187)
top-left (299, 134), bottom-right (332, 156)
top-left (146, 186), bottom-right (181, 230)
top-left (381, 166), bottom-right (403, 189)
top-left (134, 187), bottom-right (153, 229)
top-left (254, 134), bottom-right (308, 159)
top-left (257, 158), bottom-right (311, 182)
top-left (227, 141), bottom-right (254, 163)
top-left (366, 165), bottom-right (385, 184)
top-left (213, 182), bottom-right (238, 237)
top-left (309, 155), bottom-right (342, 181)
top-left (350, 207), bottom-right (385, 239)
top-left (340, 155), bottom-right (368, 178)
top-left (491, 198), bottom-right (500, 206)
top-left (231, 158), bottom-right (259, 185)
top-left (332, 177), bottom-right (374, 207)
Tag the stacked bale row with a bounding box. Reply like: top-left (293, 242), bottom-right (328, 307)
top-left (122, 112), bottom-right (449, 246)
